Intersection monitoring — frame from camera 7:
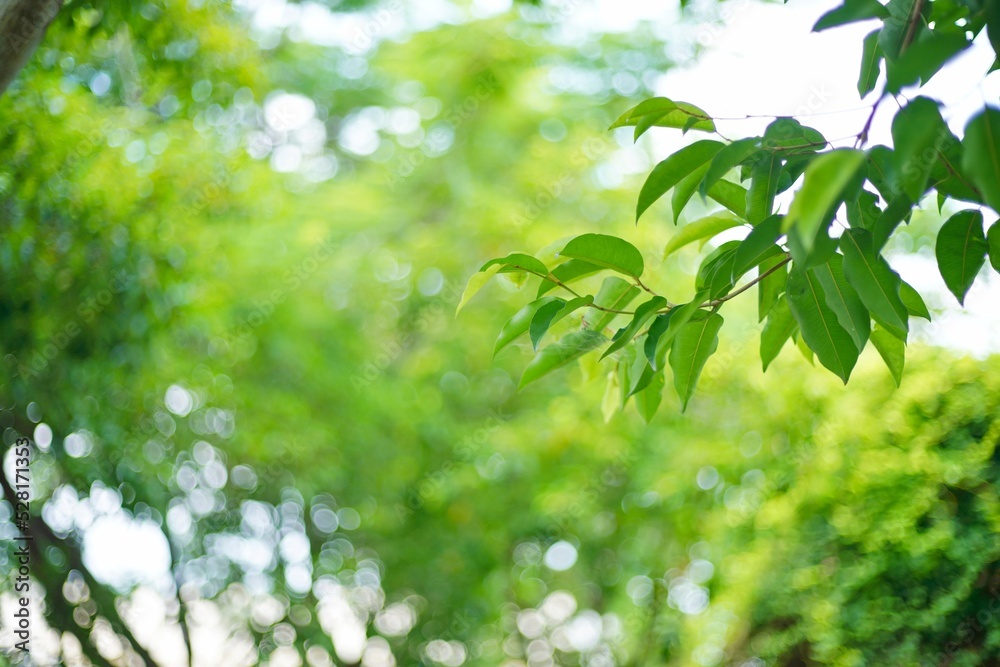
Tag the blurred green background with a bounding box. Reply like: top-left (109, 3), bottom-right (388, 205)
top-left (2, 1), bottom-right (1000, 666)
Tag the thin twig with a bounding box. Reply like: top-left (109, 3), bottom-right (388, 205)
top-left (702, 256), bottom-right (791, 309)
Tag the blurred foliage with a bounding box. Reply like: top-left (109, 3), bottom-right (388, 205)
top-left (0, 1), bottom-right (999, 667)
top-left (469, 0), bottom-right (1000, 412)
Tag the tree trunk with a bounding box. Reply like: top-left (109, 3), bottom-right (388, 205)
top-left (0, 0), bottom-right (63, 97)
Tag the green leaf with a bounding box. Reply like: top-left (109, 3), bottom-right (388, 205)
top-left (796, 330), bottom-right (816, 365)
top-left (936, 209), bottom-right (987, 305)
top-left (872, 196), bottom-right (913, 250)
top-left (839, 228), bottom-right (908, 340)
top-left (786, 266), bottom-right (860, 383)
top-left (601, 370), bottom-right (620, 422)
top-left (529, 295), bottom-right (594, 350)
top-left (700, 138), bottom-right (761, 199)
top-left (812, 253), bottom-right (870, 351)
top-left (879, 0), bottom-right (927, 61)
top-left (899, 280), bottom-right (930, 320)
top-left (706, 179), bottom-right (748, 219)
top-left (776, 154), bottom-right (814, 194)
top-left (644, 312), bottom-right (673, 370)
top-left (846, 190), bottom-right (882, 230)
top-left (584, 277), bottom-right (642, 332)
top-left (519, 329), bottom-right (607, 388)
top-left (988, 1), bottom-right (1000, 63)
top-left (494, 297), bottom-right (560, 357)
top-left (560, 233), bottom-right (645, 278)
top-left (671, 163), bottom-right (711, 224)
top-left (610, 97), bottom-right (717, 136)
top-left (732, 214), bottom-right (783, 280)
top-left (695, 240), bottom-right (741, 299)
top-left (456, 264), bottom-right (502, 314)
top-left (858, 29), bottom-right (883, 97)
top-left (866, 145), bottom-right (898, 201)
top-left (602, 296), bottom-right (667, 360)
top-left (783, 149), bottom-right (867, 252)
top-left (663, 213), bottom-right (744, 259)
top-left (988, 221), bottom-right (1000, 273)
top-left (669, 313), bottom-right (724, 412)
top-left (626, 346), bottom-right (656, 398)
top-left (760, 296), bottom-right (796, 371)
top-left (870, 324), bottom-right (905, 387)
top-left (481, 252), bottom-right (549, 276)
top-left (637, 140), bottom-right (724, 221)
top-left (633, 370), bottom-right (665, 423)
top-left (644, 292), bottom-right (709, 370)
top-left (537, 259), bottom-right (603, 297)
top-left (813, 0), bottom-right (889, 31)
top-left (746, 154), bottom-right (782, 224)
top-left (886, 30), bottom-right (970, 94)
top-left (963, 107), bottom-right (1000, 213)
top-left (758, 253), bottom-right (789, 321)
top-left (762, 118), bottom-right (826, 154)
top-left (891, 97), bottom-right (948, 202)
top-left (930, 131), bottom-right (980, 204)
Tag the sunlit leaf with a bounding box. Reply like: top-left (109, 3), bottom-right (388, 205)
top-left (520, 329), bottom-right (607, 388)
top-left (584, 277), bottom-right (642, 332)
top-left (663, 213), bottom-right (744, 259)
top-left (672, 163), bottom-right (711, 224)
top-left (645, 292), bottom-right (709, 370)
top-left (529, 295), bottom-right (594, 349)
top-left (870, 324), bottom-right (905, 386)
top-left (538, 259), bottom-right (603, 297)
top-left (610, 97), bottom-right (716, 136)
top-left (456, 264), bottom-right (501, 314)
top-left (633, 369), bottom-right (665, 423)
top-left (602, 296), bottom-right (667, 360)
top-left (760, 296), bottom-right (796, 371)
top-left (899, 280), bottom-right (930, 320)
top-left (494, 296), bottom-right (561, 357)
top-left (560, 233), bottom-right (645, 278)
top-left (756, 260), bottom-right (787, 325)
top-left (732, 214), bottom-right (783, 280)
top-left (637, 141), bottom-right (724, 221)
top-left (700, 138), bottom-right (761, 199)
top-left (706, 179), bottom-right (749, 219)
top-left (481, 252), bottom-right (549, 276)
top-left (783, 149), bottom-right (866, 253)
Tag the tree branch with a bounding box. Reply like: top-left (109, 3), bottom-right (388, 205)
top-left (0, 0), bottom-right (63, 96)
